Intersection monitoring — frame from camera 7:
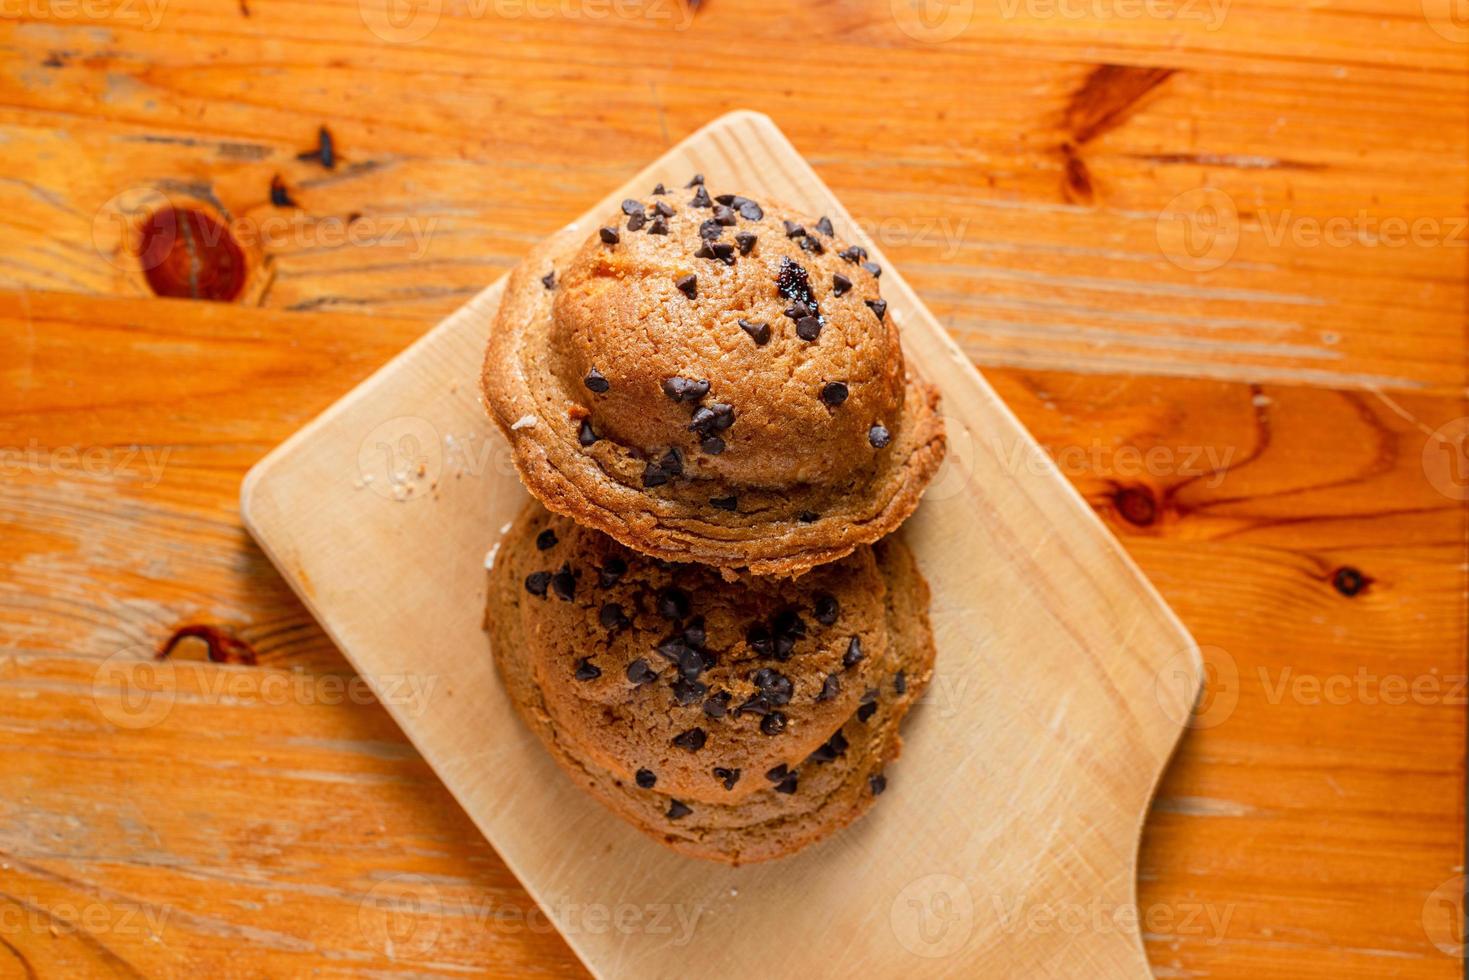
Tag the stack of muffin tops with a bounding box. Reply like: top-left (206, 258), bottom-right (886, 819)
top-left (481, 176), bottom-right (947, 864)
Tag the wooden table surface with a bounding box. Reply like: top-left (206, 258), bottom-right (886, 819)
top-left (1, 1), bottom-right (1464, 977)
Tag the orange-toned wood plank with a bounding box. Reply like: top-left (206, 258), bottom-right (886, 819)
top-left (1, 2), bottom-right (1464, 390)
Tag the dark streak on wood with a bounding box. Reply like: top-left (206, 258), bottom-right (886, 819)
top-left (1060, 143), bottom-right (1094, 205)
top-left (159, 624), bottom-right (259, 665)
top-left (1064, 65), bottom-right (1177, 146)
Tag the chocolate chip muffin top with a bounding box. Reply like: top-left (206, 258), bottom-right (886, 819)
top-left (482, 179), bottom-right (947, 578)
top-left (487, 501), bottom-right (936, 864)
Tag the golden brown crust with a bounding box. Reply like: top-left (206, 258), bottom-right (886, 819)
top-left (486, 502), bottom-right (935, 864)
top-left (481, 192), bottom-right (947, 578)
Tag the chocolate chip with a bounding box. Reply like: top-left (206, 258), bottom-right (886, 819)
top-left (644, 456), bottom-right (667, 487)
top-left (735, 231), bottom-right (757, 255)
top-left (747, 625), bottom-right (774, 658)
top-left (683, 617), bottom-right (707, 648)
top-left (667, 799), bottom-right (691, 819)
top-left (599, 226), bottom-right (619, 245)
top-left (701, 436), bottom-right (725, 454)
top-left (703, 691), bottom-right (731, 717)
top-left (534, 529), bottom-right (558, 551)
top-left (820, 381), bottom-right (849, 406)
top-left (627, 211), bottom-right (646, 232)
top-left (690, 186), bottom-right (712, 208)
top-left (796, 316), bottom-right (822, 342)
top-left (837, 245), bottom-right (867, 264)
top-left (710, 495), bottom-right (738, 512)
top-left (691, 403), bottom-right (735, 433)
top-left (735, 694), bottom-right (769, 718)
top-left (714, 194), bottom-right (736, 205)
top-left (813, 593), bottom-right (839, 625)
top-left (868, 424), bottom-right (891, 449)
top-left (551, 563), bottom-right (576, 601)
top-left (541, 270), bottom-right (556, 289)
top-left (626, 658), bottom-right (656, 685)
top-left (655, 200), bottom-right (675, 217)
top-left (713, 766), bottom-right (741, 790)
top-left (676, 274), bottom-right (697, 299)
top-left (699, 218), bottom-right (724, 240)
top-left (816, 216), bottom-right (835, 236)
top-left (831, 273), bottom-right (852, 297)
top-left (752, 668), bottom-right (793, 706)
top-left (738, 200), bottom-right (763, 221)
top-left (862, 261), bottom-right (882, 278)
top-left (621, 199), bottom-right (643, 216)
top-left (524, 571), bottom-right (551, 597)
top-left (775, 257), bottom-right (818, 314)
top-left (651, 183), bottom-right (667, 196)
top-left (584, 368), bottom-right (610, 393)
top-left (869, 773), bottom-right (887, 796)
top-left (843, 636), bottom-right (864, 668)
top-left (760, 712), bottom-right (787, 735)
top-left (774, 772), bottom-right (798, 794)
top-left (894, 670), bottom-right (907, 694)
top-left (857, 700), bottom-right (878, 723)
top-left (648, 216), bottom-right (668, 235)
top-left (663, 376), bottom-right (710, 402)
top-left (578, 419), bottom-right (599, 446)
top-left (574, 658), bottom-right (601, 681)
top-left (660, 447), bottom-right (684, 476)
top-left (673, 728), bottom-right (707, 752)
top-left (866, 299), bottom-right (887, 321)
top-left (765, 764), bottom-right (789, 782)
top-left (809, 730), bottom-right (849, 763)
top-left (798, 511), bottom-right (819, 523)
top-left (696, 240), bottom-right (736, 265)
top-left (677, 647), bottom-right (705, 682)
top-left (738, 318), bottom-right (771, 345)
top-left (672, 678), bottom-right (708, 705)
top-left (783, 220), bottom-right (806, 238)
top-left (799, 236), bottom-right (825, 255)
top-left (600, 602), bottom-right (629, 629)
top-left (686, 173), bottom-right (704, 187)
top-left (598, 558), bottom-right (626, 588)
top-left (636, 768), bottom-right (657, 788)
top-left (713, 204), bottom-right (737, 226)
top-left (816, 673), bottom-right (840, 702)
top-left (658, 587), bottom-right (691, 620)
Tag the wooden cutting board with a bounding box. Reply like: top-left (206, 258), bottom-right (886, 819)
top-left (241, 111), bottom-right (1201, 978)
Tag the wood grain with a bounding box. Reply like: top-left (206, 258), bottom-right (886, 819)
top-left (1, 1), bottom-right (1465, 977)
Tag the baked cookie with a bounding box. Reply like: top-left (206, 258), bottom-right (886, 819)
top-left (486, 502), bottom-right (935, 865)
top-left (482, 180), bottom-right (947, 578)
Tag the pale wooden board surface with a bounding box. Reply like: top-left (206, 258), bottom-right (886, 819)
top-left (240, 111), bottom-right (1201, 978)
